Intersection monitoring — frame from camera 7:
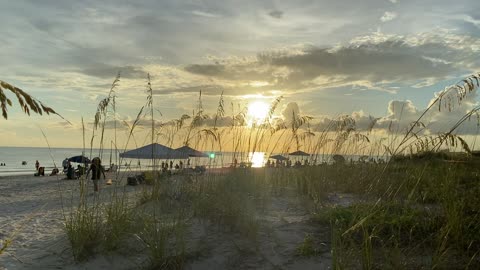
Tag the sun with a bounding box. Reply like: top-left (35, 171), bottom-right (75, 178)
top-left (247, 101), bottom-right (269, 125)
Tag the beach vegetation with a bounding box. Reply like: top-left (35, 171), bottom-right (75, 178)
top-left (53, 73), bottom-right (480, 268)
top-left (0, 80), bottom-right (61, 120)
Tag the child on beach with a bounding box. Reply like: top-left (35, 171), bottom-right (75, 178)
top-left (35, 160), bottom-right (39, 171)
top-left (86, 157), bottom-right (106, 192)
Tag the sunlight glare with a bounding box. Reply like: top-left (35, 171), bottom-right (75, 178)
top-left (249, 152), bottom-right (265, 168)
top-left (247, 101), bottom-right (269, 125)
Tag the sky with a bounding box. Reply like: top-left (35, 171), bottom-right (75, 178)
top-left (2, 0), bottom-right (480, 149)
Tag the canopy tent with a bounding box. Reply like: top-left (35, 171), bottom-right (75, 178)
top-left (288, 150), bottom-right (310, 156)
top-left (175, 146), bottom-right (208, 158)
top-left (119, 143), bottom-right (186, 159)
top-left (68, 155), bottom-right (91, 163)
top-left (269, 154), bottom-right (288, 161)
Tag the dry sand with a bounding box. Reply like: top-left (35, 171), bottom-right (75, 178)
top-left (0, 172), bottom-right (142, 270)
top-left (0, 172), bottom-right (357, 270)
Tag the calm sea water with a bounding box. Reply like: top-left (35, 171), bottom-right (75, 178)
top-left (0, 147), bottom-right (380, 177)
top-left (0, 147), bottom-right (253, 176)
top-left (0, 147), bottom-right (227, 177)
top-left (0, 147), bottom-right (115, 176)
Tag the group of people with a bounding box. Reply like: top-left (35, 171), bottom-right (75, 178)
top-left (0, 163), bottom-right (5, 166)
top-left (160, 160), bottom-right (186, 172)
top-left (61, 157), bottom-right (106, 191)
top-left (61, 158), bottom-right (89, 180)
top-left (62, 158), bottom-right (76, 179)
top-left (34, 160), bottom-right (59, 176)
top-left (265, 159), bottom-right (309, 168)
top-left (32, 157), bottom-right (106, 192)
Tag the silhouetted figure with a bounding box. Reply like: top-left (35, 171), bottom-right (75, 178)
top-left (86, 157), bottom-right (106, 192)
top-left (66, 163), bottom-right (74, 180)
top-left (62, 158), bottom-right (68, 171)
top-left (35, 167), bottom-right (45, 176)
top-left (50, 167), bottom-right (59, 176)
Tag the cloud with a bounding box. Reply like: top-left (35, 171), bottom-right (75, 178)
top-left (80, 64), bottom-right (148, 79)
top-left (372, 81), bottom-right (480, 135)
top-left (281, 102), bottom-right (300, 124)
top-left (305, 79), bottom-right (480, 136)
top-left (380, 11), bottom-right (397, 22)
top-left (312, 110), bottom-right (378, 132)
top-left (374, 100), bottom-right (421, 133)
top-left (184, 32), bottom-right (462, 93)
top-left (200, 115), bottom-right (239, 127)
top-left (182, 30), bottom-right (480, 100)
top-left (268, 10), bottom-right (284, 19)
top-left (448, 14), bottom-right (480, 28)
top-left (191, 10), bottom-right (220, 18)
top-left (154, 83), bottom-right (281, 97)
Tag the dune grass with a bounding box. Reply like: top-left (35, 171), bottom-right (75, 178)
top-left (54, 73), bottom-right (480, 269)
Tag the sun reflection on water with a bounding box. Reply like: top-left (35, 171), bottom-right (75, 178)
top-left (249, 152), bottom-right (265, 168)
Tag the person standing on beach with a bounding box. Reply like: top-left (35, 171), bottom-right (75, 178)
top-left (86, 157), bottom-right (106, 192)
top-left (35, 160), bottom-right (39, 171)
top-left (62, 158), bottom-right (68, 171)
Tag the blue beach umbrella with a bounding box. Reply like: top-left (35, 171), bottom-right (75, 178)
top-left (68, 155), bottom-right (91, 163)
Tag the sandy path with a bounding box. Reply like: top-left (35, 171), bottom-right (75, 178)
top-left (184, 192), bottom-right (333, 270)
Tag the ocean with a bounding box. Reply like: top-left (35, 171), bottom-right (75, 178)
top-left (0, 147), bottom-right (234, 177)
top-left (0, 147), bottom-right (381, 177)
top-left (0, 147), bottom-right (266, 176)
top-left (0, 147), bottom-right (113, 176)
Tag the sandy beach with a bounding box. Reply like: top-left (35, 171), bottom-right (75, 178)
top-left (0, 172), bottom-right (143, 269)
top-left (0, 170), bottom-right (357, 270)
